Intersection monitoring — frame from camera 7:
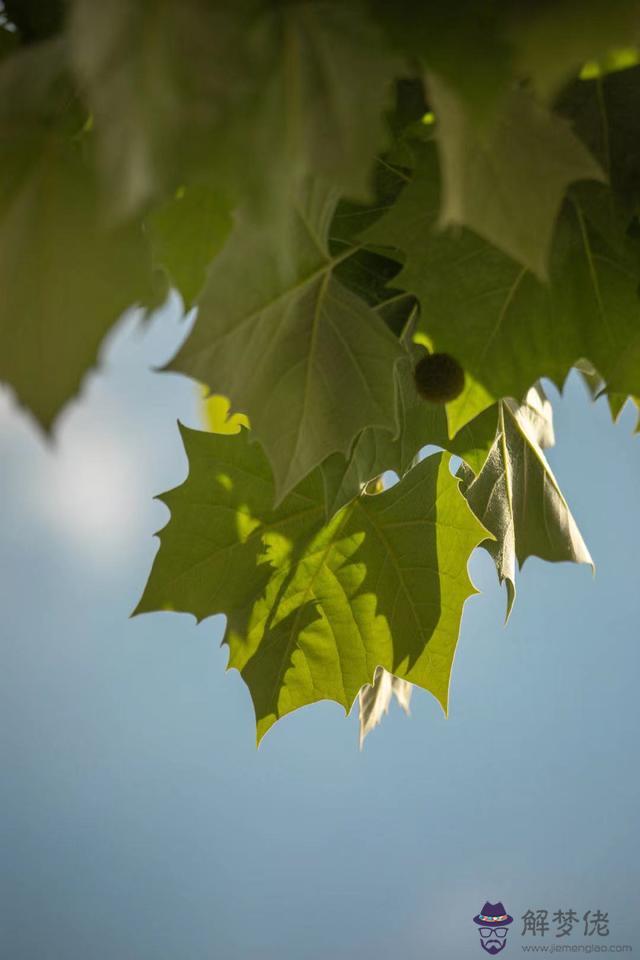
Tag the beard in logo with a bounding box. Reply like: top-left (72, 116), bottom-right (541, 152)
top-left (479, 928), bottom-right (508, 954)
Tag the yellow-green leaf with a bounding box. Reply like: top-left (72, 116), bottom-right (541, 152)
top-left (135, 426), bottom-right (487, 742)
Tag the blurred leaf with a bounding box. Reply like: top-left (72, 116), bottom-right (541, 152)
top-left (69, 0), bottom-right (262, 215)
top-left (510, 0), bottom-right (640, 100)
top-left (0, 27), bottom-right (19, 59)
top-left (580, 47), bottom-right (640, 80)
top-left (251, 1), bottom-right (402, 205)
top-left (147, 184), bottom-right (232, 310)
top-left (368, 0), bottom-right (640, 115)
top-left (0, 41), bottom-right (152, 428)
top-left (367, 0), bottom-right (513, 125)
top-left (70, 0), bottom-right (399, 215)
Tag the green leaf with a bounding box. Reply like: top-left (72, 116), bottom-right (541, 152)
top-left (509, 0), bottom-right (640, 101)
top-left (427, 75), bottom-right (604, 278)
top-left (250, 1), bottom-right (402, 205)
top-left (69, 0), bottom-right (261, 215)
top-left (320, 341), bottom-right (446, 516)
top-left (201, 393), bottom-right (250, 436)
top-left (558, 66), bottom-right (640, 217)
top-left (135, 425), bottom-right (487, 742)
top-left (358, 666), bottom-right (412, 749)
top-left (70, 0), bottom-right (399, 215)
top-left (147, 184), bottom-right (232, 311)
top-left (367, 0), bottom-right (514, 126)
top-left (365, 145), bottom-right (640, 434)
top-left (607, 392), bottom-right (631, 421)
top-left (169, 181), bottom-right (404, 503)
top-left (574, 359), bottom-right (640, 429)
top-left (369, 0), bottom-right (640, 116)
top-left (321, 338), bottom-right (499, 516)
top-left (458, 385), bottom-right (593, 619)
top-left (0, 42), bottom-right (152, 428)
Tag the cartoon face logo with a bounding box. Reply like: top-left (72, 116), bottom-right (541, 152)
top-left (473, 902), bottom-right (513, 953)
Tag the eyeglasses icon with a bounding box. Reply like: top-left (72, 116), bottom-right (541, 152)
top-left (479, 927), bottom-right (508, 938)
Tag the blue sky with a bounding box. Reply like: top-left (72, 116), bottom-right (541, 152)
top-left (1, 300), bottom-right (639, 959)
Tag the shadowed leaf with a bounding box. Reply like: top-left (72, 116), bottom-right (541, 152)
top-left (169, 181), bottom-right (404, 502)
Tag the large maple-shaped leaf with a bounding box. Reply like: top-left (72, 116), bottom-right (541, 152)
top-left (365, 145), bottom-right (640, 434)
top-left (0, 42), bottom-right (152, 429)
top-left (459, 386), bottom-right (593, 618)
top-left (70, 0), bottom-right (399, 214)
top-left (136, 426), bottom-right (487, 742)
top-left (169, 181), bottom-right (404, 502)
top-left (358, 666), bottom-right (412, 749)
top-left (428, 75), bottom-right (604, 278)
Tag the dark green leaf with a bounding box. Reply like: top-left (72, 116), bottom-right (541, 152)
top-left (147, 184), bottom-right (232, 311)
top-left (428, 75), bottom-right (604, 277)
top-left (169, 181), bottom-right (404, 503)
top-left (365, 145), bottom-right (640, 434)
top-left (0, 41), bottom-right (152, 428)
top-left (70, 0), bottom-right (400, 215)
top-left (321, 340), bottom-right (499, 516)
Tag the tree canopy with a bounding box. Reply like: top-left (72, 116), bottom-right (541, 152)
top-left (2, 0), bottom-right (639, 743)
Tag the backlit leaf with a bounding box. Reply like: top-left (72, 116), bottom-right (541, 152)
top-left (135, 426), bottom-right (487, 742)
top-left (358, 666), bottom-right (412, 749)
top-left (458, 386), bottom-right (593, 618)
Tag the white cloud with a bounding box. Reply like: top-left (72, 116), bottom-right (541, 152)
top-left (41, 422), bottom-right (144, 559)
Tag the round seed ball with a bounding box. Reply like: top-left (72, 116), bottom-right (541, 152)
top-left (413, 352), bottom-right (465, 404)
